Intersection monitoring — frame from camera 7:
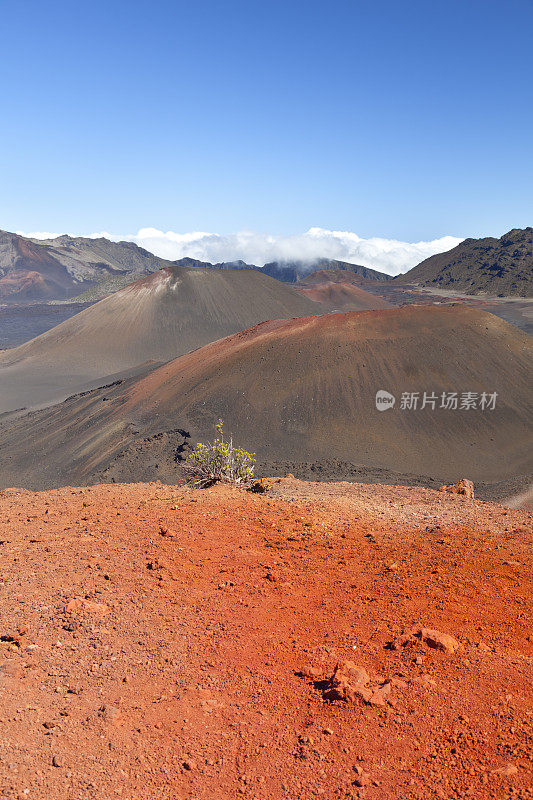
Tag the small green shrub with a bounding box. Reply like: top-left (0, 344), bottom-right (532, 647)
top-left (184, 420), bottom-right (255, 488)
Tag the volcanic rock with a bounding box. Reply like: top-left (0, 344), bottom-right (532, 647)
top-left (322, 662), bottom-right (391, 706)
top-left (493, 763), bottom-right (518, 776)
top-left (389, 626), bottom-right (461, 654)
top-left (439, 479), bottom-right (475, 498)
top-left (64, 598), bottom-right (109, 615)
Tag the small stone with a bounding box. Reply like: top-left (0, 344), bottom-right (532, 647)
top-left (323, 728), bottom-right (333, 735)
top-left (297, 665), bottom-right (323, 681)
top-left (64, 598), bottom-right (109, 615)
top-left (99, 705), bottom-right (121, 725)
top-left (391, 678), bottom-right (409, 689)
top-left (183, 759), bottom-right (197, 771)
top-left (492, 763), bottom-right (518, 776)
top-left (42, 721), bottom-right (56, 730)
top-left (52, 755), bottom-right (63, 768)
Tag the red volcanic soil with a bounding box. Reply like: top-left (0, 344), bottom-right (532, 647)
top-left (0, 478), bottom-right (531, 799)
top-left (295, 281), bottom-right (392, 311)
top-left (0, 270), bottom-right (54, 302)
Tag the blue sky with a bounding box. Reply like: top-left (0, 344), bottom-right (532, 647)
top-left (1, 0), bottom-right (531, 250)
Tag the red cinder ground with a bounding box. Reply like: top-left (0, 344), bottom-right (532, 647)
top-left (0, 478), bottom-right (531, 800)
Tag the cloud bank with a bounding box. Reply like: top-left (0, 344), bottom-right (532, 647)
top-left (22, 227), bottom-right (463, 275)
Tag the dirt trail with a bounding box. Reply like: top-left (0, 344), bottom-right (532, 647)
top-left (0, 478), bottom-right (531, 799)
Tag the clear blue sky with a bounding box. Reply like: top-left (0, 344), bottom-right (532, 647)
top-left (1, 0), bottom-right (531, 240)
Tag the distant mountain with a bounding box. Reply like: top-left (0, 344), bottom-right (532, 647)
top-left (174, 257), bottom-right (391, 283)
top-left (0, 229), bottom-right (389, 302)
top-left (298, 268), bottom-right (385, 286)
top-left (394, 228), bottom-right (532, 297)
top-left (174, 257), bottom-right (256, 271)
top-left (0, 230), bottom-right (171, 302)
top-left (261, 258), bottom-right (391, 283)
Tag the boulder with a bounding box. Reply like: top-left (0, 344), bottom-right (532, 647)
top-left (438, 479), bottom-right (474, 498)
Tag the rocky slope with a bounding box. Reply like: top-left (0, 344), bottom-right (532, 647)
top-left (0, 230), bottom-right (171, 302)
top-left (394, 228), bottom-right (533, 297)
top-left (0, 478), bottom-right (531, 800)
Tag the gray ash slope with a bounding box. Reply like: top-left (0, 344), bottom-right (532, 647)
top-left (0, 264), bottom-right (324, 413)
top-left (0, 306), bottom-right (531, 496)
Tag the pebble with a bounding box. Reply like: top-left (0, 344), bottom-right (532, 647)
top-left (99, 704), bottom-right (121, 725)
top-left (64, 598), bottom-right (109, 615)
top-left (493, 763), bottom-right (518, 776)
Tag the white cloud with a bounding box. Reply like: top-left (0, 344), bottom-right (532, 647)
top-left (18, 231), bottom-right (64, 240)
top-left (20, 227), bottom-right (463, 275)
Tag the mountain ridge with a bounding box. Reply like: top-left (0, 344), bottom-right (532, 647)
top-left (394, 227), bottom-right (532, 296)
top-left (0, 229), bottom-right (391, 302)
